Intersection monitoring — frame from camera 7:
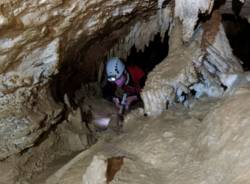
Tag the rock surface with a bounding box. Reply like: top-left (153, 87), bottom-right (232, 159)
top-left (175, 0), bottom-right (214, 41)
top-left (0, 0), bottom-right (244, 158)
top-left (0, 84), bottom-right (62, 160)
top-left (44, 88), bottom-right (250, 184)
top-left (0, 0), bottom-right (159, 160)
top-left (142, 11), bottom-right (243, 116)
top-left (0, 0), bottom-right (248, 183)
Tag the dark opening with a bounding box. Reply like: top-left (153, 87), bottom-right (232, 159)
top-left (102, 31), bottom-right (169, 102)
top-left (126, 32), bottom-right (169, 78)
top-left (213, 0), bottom-right (226, 10)
top-left (190, 89), bottom-right (197, 96)
top-left (222, 14), bottom-right (250, 70)
top-left (52, 30), bottom-right (169, 107)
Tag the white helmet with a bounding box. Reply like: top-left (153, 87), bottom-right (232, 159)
top-left (106, 57), bottom-right (125, 82)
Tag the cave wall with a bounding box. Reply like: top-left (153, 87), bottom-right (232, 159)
top-left (174, 0), bottom-right (214, 41)
top-left (0, 0), bottom-right (160, 160)
top-left (0, 0), bottom-right (246, 160)
top-left (142, 9), bottom-right (243, 116)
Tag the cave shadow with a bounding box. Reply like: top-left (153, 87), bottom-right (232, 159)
top-left (125, 31), bottom-right (169, 83)
top-left (222, 13), bottom-right (250, 71)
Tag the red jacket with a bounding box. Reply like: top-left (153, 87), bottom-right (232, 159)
top-left (122, 66), bottom-right (145, 95)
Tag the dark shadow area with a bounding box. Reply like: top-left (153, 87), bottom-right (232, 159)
top-left (232, 0), bottom-right (244, 16)
top-left (222, 13), bottom-right (250, 70)
top-left (126, 32), bottom-right (169, 77)
top-left (213, 0), bottom-right (227, 10)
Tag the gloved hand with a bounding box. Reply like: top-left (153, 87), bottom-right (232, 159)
top-left (112, 97), bottom-right (121, 109)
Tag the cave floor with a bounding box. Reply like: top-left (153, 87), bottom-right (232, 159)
top-left (38, 97), bottom-right (218, 184)
top-left (30, 90), bottom-right (250, 184)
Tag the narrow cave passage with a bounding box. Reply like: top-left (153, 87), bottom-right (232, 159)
top-left (101, 31), bottom-right (169, 105)
top-left (52, 29), bottom-right (170, 108)
top-left (126, 32), bottom-right (169, 77)
top-left (222, 14), bottom-right (250, 70)
top-left (4, 0), bottom-right (250, 182)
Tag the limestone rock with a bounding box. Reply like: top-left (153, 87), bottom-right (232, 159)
top-left (142, 19), bottom-right (201, 116)
top-left (108, 6), bottom-right (172, 60)
top-left (175, 0), bottom-right (214, 41)
top-left (82, 155), bottom-right (107, 184)
top-left (141, 12), bottom-right (243, 116)
top-left (0, 0), bottom-right (159, 159)
top-left (45, 92), bottom-right (250, 184)
top-left (0, 0), bottom-right (247, 181)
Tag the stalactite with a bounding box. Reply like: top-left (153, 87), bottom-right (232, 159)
top-left (108, 6), bottom-right (171, 60)
top-left (141, 17), bottom-right (243, 116)
top-left (175, 0), bottom-right (214, 41)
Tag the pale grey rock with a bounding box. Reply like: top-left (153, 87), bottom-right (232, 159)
top-left (82, 155), bottom-right (107, 184)
top-left (0, 117), bottom-right (35, 159)
top-left (0, 85), bottom-right (62, 159)
top-left (0, 39), bottom-right (59, 90)
top-left (206, 25), bottom-right (242, 74)
top-left (62, 129), bottom-right (86, 152)
top-left (174, 0), bottom-right (214, 41)
top-left (0, 14), bottom-right (10, 28)
top-left (219, 72), bottom-right (250, 96)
